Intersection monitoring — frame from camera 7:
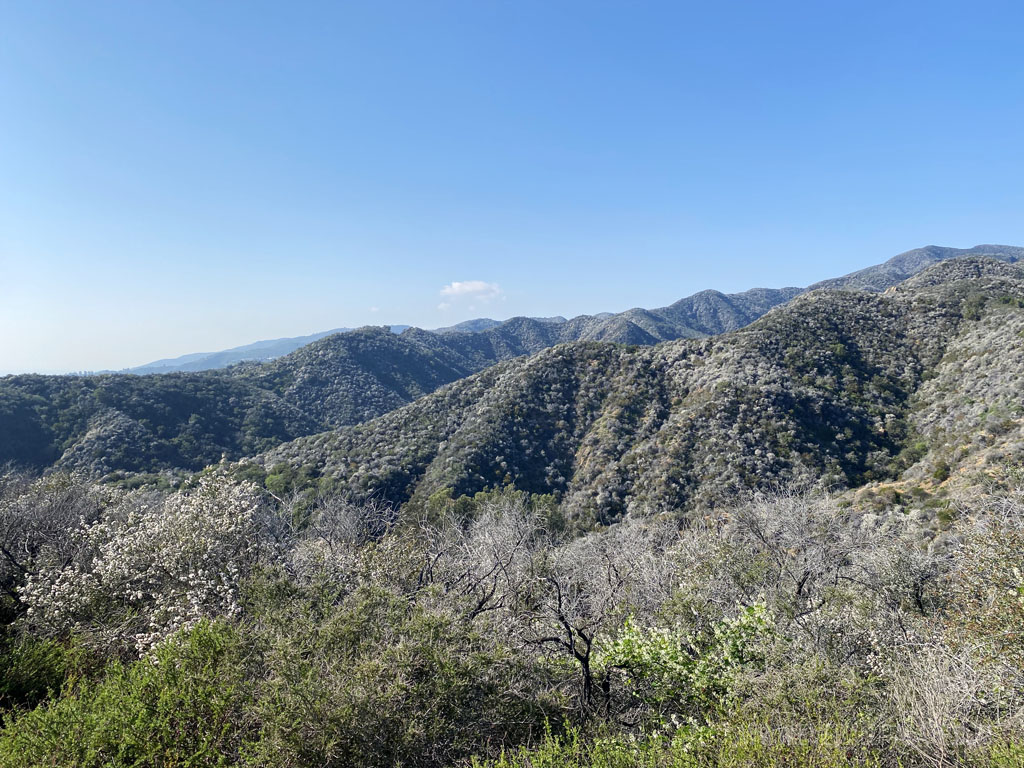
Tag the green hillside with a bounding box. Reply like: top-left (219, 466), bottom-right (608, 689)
top-left (254, 258), bottom-right (1024, 526)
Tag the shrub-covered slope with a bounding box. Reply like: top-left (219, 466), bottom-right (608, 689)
top-left (0, 372), bottom-right (319, 479)
top-left (0, 328), bottom-right (487, 478)
top-left (256, 258), bottom-right (1024, 522)
top-left (0, 288), bottom-right (802, 479)
top-left (5, 249), bottom-right (1022, 484)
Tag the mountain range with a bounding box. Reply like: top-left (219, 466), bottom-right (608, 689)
top-left (249, 257), bottom-right (1024, 526)
top-left (808, 243), bottom-right (1024, 292)
top-left (1, 244), bottom-right (1022, 497)
top-left (112, 326), bottom-right (411, 375)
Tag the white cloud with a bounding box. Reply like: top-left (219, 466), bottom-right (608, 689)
top-left (440, 280), bottom-right (502, 300)
top-left (438, 280), bottom-right (503, 311)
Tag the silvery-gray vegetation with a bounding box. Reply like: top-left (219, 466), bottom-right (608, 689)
top-left (1, 469), bottom-right (1023, 766)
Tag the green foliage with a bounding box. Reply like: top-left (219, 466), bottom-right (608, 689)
top-left (962, 292), bottom-right (988, 321)
top-left (988, 741), bottom-right (1024, 768)
top-left (422, 486), bottom-right (563, 530)
top-left (0, 634), bottom-right (89, 711)
top-left (597, 604), bottom-right (771, 725)
top-left (249, 584), bottom-right (553, 768)
top-left (470, 721), bottom-right (887, 768)
top-left (0, 620), bottom-right (256, 768)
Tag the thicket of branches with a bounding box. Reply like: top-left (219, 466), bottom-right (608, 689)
top-left (1, 470), bottom-right (1023, 767)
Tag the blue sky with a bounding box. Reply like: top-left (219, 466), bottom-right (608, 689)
top-left (2, 1), bottom-right (1023, 373)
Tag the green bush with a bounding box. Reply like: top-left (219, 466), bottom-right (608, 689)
top-left (0, 634), bottom-right (89, 711)
top-left (250, 585), bottom-right (555, 768)
top-left (0, 620), bottom-right (256, 768)
top-left (470, 721), bottom-right (887, 768)
top-left (597, 604), bottom-right (771, 726)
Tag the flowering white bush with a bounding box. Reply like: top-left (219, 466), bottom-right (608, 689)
top-left (21, 477), bottom-right (271, 653)
top-left (0, 473), bottom-right (116, 604)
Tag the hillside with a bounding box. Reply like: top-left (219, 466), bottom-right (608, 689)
top-left (0, 318), bottom-right (634, 479)
top-left (0, 372), bottom-right (319, 480)
top-left (0, 288), bottom-right (802, 479)
top-left (0, 327), bottom-right (486, 479)
top-left (5, 247), bottom-right (1022, 484)
top-left (254, 258), bottom-right (1024, 525)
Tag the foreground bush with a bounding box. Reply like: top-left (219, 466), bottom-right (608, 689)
top-left (469, 721), bottom-right (888, 768)
top-left (248, 584), bottom-right (559, 768)
top-left (0, 620), bottom-right (256, 767)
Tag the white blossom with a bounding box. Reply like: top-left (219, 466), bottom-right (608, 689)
top-left (20, 477), bottom-right (271, 654)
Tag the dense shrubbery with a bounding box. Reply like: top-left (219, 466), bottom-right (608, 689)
top-left (0, 371), bottom-right (320, 479)
top-left (2, 469), bottom-right (1024, 766)
top-left (0, 619), bottom-right (257, 766)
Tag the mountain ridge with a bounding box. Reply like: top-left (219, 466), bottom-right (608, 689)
top-left (808, 244), bottom-right (1024, 292)
top-left (114, 326), bottom-right (412, 375)
top-left (251, 257), bottom-right (1024, 525)
top-left (2, 246), bottom-right (1021, 485)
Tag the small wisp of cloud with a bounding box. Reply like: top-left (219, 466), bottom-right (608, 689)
top-left (438, 280), bottom-right (504, 311)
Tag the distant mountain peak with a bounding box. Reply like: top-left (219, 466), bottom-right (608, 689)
top-left (810, 244), bottom-right (1024, 293)
top-left (118, 325), bottom-right (409, 375)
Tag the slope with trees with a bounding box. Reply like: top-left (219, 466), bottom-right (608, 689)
top-left (3, 247), bottom-right (1022, 487)
top-left (255, 258), bottom-right (1024, 527)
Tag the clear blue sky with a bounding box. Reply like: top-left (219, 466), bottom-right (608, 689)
top-left (2, 1), bottom-right (1023, 373)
